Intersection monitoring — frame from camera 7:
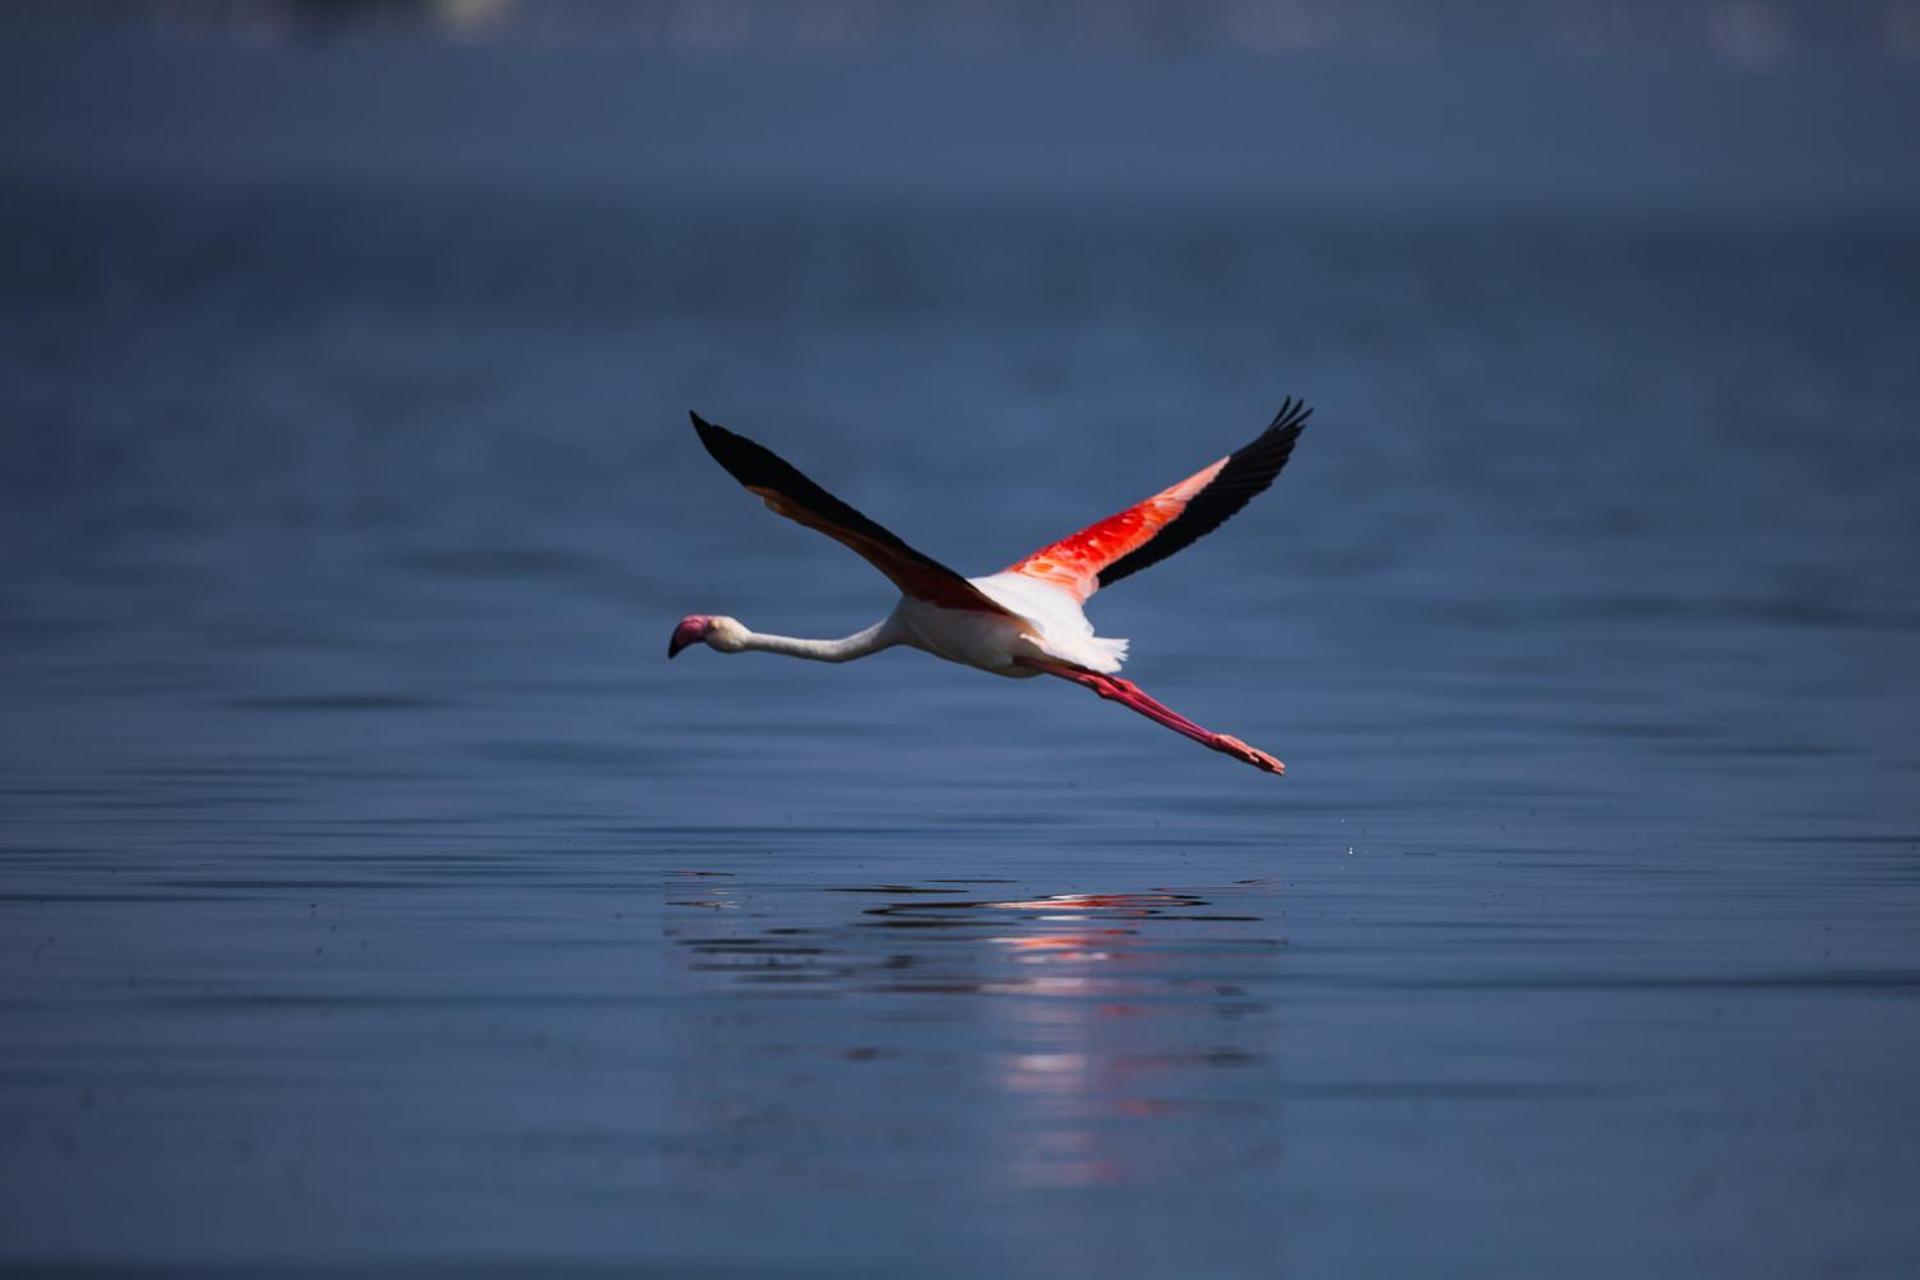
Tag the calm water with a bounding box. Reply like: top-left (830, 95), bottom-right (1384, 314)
top-left (3, 174), bottom-right (1919, 1275)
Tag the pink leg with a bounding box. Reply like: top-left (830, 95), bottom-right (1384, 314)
top-left (1021, 659), bottom-right (1285, 776)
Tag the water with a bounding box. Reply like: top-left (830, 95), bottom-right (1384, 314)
top-left (4, 151), bottom-right (1920, 1273)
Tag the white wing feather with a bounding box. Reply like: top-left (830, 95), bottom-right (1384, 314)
top-left (969, 572), bottom-right (1128, 674)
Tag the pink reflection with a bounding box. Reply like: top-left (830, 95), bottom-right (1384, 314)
top-left (976, 888), bottom-right (1273, 1188)
top-left (667, 877), bottom-right (1280, 1192)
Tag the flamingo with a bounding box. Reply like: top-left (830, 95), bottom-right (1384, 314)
top-left (669, 400), bottom-right (1310, 775)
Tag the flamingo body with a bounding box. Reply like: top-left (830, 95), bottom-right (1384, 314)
top-left (879, 573), bottom-right (1125, 680)
top-left (672, 401), bottom-right (1310, 775)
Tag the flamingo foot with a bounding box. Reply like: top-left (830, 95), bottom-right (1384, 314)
top-left (1211, 734), bottom-right (1286, 775)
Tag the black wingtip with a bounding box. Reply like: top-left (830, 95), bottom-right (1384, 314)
top-left (1093, 396), bottom-right (1313, 590)
top-left (1267, 397), bottom-right (1313, 435)
top-left (690, 411), bottom-right (736, 459)
top-left (689, 411), bottom-right (760, 481)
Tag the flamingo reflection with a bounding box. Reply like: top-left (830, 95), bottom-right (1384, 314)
top-left (668, 876), bottom-right (1284, 1192)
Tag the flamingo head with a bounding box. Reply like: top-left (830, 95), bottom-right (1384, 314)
top-left (668, 614), bottom-right (746, 657)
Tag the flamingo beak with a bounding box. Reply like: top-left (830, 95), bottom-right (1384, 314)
top-left (667, 615), bottom-right (711, 659)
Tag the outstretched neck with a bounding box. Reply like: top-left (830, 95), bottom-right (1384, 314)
top-left (734, 620), bottom-right (896, 664)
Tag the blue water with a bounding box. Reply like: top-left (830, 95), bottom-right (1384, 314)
top-left (4, 42), bottom-right (1920, 1276)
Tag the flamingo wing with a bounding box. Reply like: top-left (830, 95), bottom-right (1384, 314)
top-left (690, 412), bottom-right (1016, 616)
top-left (1003, 399), bottom-right (1310, 603)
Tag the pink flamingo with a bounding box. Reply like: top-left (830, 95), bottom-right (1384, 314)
top-left (669, 401), bottom-right (1310, 774)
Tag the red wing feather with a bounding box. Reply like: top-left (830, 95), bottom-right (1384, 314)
top-left (691, 413), bottom-right (1014, 616)
top-left (1005, 400), bottom-right (1310, 602)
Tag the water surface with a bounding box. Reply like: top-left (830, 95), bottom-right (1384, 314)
top-left (2, 171), bottom-right (1919, 1275)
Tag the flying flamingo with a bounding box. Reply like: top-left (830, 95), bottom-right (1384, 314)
top-left (669, 401), bottom-right (1310, 774)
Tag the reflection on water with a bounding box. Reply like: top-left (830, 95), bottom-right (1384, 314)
top-left (670, 880), bottom-right (1286, 1193)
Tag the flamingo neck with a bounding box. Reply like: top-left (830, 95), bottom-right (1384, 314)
top-left (734, 620), bottom-right (895, 664)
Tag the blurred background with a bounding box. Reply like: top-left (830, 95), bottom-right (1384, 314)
top-left (2, 3), bottom-right (1918, 1276)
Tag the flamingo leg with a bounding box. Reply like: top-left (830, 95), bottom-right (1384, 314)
top-left (1019, 658), bottom-right (1285, 775)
